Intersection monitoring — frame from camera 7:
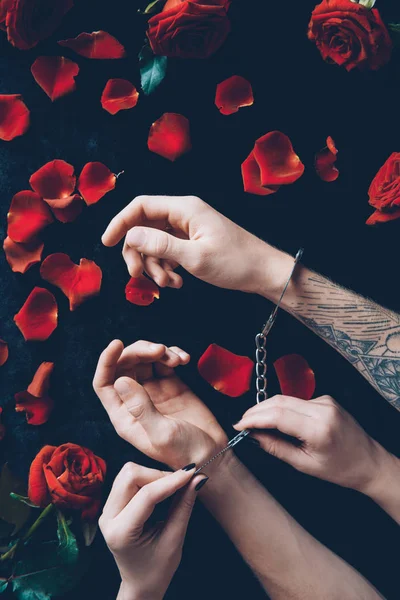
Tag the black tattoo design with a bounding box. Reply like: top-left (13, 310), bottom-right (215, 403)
top-left (288, 274), bottom-right (400, 410)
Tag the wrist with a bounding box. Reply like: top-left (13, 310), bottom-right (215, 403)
top-left (118, 581), bottom-right (163, 600)
top-left (359, 443), bottom-right (400, 501)
top-left (247, 242), bottom-right (296, 301)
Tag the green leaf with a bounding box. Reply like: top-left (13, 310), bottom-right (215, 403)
top-left (56, 512), bottom-right (78, 565)
top-left (0, 578), bottom-right (7, 593)
top-left (10, 495), bottom-right (40, 509)
top-left (0, 465), bottom-right (31, 536)
top-left (82, 521), bottom-right (98, 547)
top-left (350, 0), bottom-right (375, 7)
top-left (139, 0), bottom-right (166, 14)
top-left (12, 541), bottom-right (84, 600)
top-left (139, 45), bottom-right (167, 96)
top-left (389, 23), bottom-right (400, 33)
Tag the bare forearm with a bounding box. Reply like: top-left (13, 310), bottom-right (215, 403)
top-left (256, 249), bottom-right (400, 411)
top-left (362, 444), bottom-right (400, 524)
top-left (200, 455), bottom-right (383, 600)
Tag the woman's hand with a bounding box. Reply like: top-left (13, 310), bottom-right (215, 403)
top-left (99, 462), bottom-right (207, 600)
top-left (93, 339), bottom-right (228, 472)
top-left (234, 394), bottom-right (387, 493)
top-left (101, 194), bottom-right (290, 296)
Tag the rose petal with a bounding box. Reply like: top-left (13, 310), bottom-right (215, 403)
top-left (31, 56), bottom-right (79, 101)
top-left (29, 159), bottom-right (76, 200)
top-left (197, 343), bottom-right (254, 397)
top-left (0, 339), bottom-right (9, 367)
top-left (315, 136), bottom-right (339, 182)
top-left (3, 236), bottom-right (44, 273)
top-left (273, 354), bottom-right (315, 400)
top-left (14, 287), bottom-right (58, 341)
top-left (45, 194), bottom-right (84, 223)
top-left (125, 275), bottom-right (159, 306)
top-left (148, 113), bottom-right (191, 161)
top-left (7, 191), bottom-right (54, 243)
top-left (366, 208), bottom-right (400, 225)
top-left (101, 79), bottom-right (139, 115)
top-left (15, 391), bottom-right (54, 425)
top-left (215, 75), bottom-right (254, 116)
top-left (27, 361), bottom-right (54, 396)
top-left (241, 152), bottom-right (280, 196)
top-left (58, 31), bottom-right (126, 59)
top-left (0, 406), bottom-right (5, 440)
top-left (6, 0), bottom-right (73, 50)
top-left (0, 94), bottom-right (30, 141)
top-left (28, 445), bottom-right (56, 506)
top-left (77, 162), bottom-right (116, 205)
top-left (253, 131), bottom-right (305, 186)
top-left (40, 253), bottom-right (102, 311)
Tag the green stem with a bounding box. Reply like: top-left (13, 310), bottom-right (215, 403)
top-left (0, 503), bottom-right (54, 562)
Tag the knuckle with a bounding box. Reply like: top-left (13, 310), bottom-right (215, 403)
top-left (153, 232), bottom-right (170, 256)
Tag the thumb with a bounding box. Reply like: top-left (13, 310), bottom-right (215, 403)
top-left (114, 377), bottom-right (166, 439)
top-left (161, 475), bottom-right (206, 546)
top-left (126, 227), bottom-right (188, 262)
top-left (252, 432), bottom-right (303, 469)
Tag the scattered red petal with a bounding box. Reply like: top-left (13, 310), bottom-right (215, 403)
top-left (27, 361), bottom-right (54, 396)
top-left (14, 287), bottom-right (58, 342)
top-left (215, 75), bottom-right (254, 116)
top-left (45, 194), bottom-right (84, 223)
top-left (241, 152), bottom-right (280, 196)
top-left (0, 94), bottom-right (30, 141)
top-left (125, 276), bottom-right (159, 306)
top-left (366, 208), bottom-right (400, 225)
top-left (253, 131), bottom-right (305, 186)
top-left (77, 162), bottom-right (116, 205)
top-left (7, 191), bottom-right (54, 243)
top-left (148, 113), bottom-right (192, 162)
top-left (0, 407), bottom-right (5, 440)
top-left (315, 137), bottom-right (339, 182)
top-left (29, 159), bottom-right (76, 200)
top-left (3, 236), bottom-right (44, 273)
top-left (0, 339), bottom-right (9, 366)
top-left (274, 354), bottom-right (315, 400)
top-left (198, 343), bottom-right (254, 398)
top-left (101, 79), bottom-right (139, 115)
top-left (6, 0), bottom-right (73, 50)
top-left (15, 391), bottom-right (54, 425)
top-left (40, 253), bottom-right (102, 311)
top-left (31, 56), bottom-right (79, 101)
top-left (58, 31), bottom-right (126, 59)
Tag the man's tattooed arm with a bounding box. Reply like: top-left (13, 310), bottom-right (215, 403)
top-left (279, 268), bottom-right (400, 411)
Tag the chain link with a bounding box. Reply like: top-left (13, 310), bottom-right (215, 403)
top-left (255, 333), bottom-right (267, 403)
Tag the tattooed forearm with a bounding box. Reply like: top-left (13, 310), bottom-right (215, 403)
top-left (284, 270), bottom-right (400, 410)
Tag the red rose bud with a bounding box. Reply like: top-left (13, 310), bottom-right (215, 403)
top-left (28, 443), bottom-right (106, 520)
top-left (40, 253), bottom-right (102, 311)
top-left (0, 94), bottom-right (30, 141)
top-left (308, 0), bottom-right (392, 71)
top-left (366, 153), bottom-right (400, 225)
top-left (198, 343), bottom-right (254, 397)
top-left (147, 1), bottom-right (230, 59)
top-left (273, 354), bottom-right (316, 400)
top-left (58, 31), bottom-right (126, 59)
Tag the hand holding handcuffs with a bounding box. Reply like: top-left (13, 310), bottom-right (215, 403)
top-left (194, 249), bottom-right (303, 475)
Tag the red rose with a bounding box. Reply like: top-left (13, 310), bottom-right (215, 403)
top-left (5, 0), bottom-right (73, 50)
top-left (28, 443), bottom-right (106, 520)
top-left (308, 0), bottom-right (392, 71)
top-left (366, 153), bottom-right (400, 225)
top-left (147, 0), bottom-right (230, 59)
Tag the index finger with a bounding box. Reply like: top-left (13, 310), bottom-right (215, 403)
top-left (102, 195), bottom-right (194, 247)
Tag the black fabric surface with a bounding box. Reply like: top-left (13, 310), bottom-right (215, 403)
top-left (0, 0), bottom-right (399, 598)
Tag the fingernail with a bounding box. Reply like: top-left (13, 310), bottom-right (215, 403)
top-left (182, 463), bottom-right (196, 471)
top-left (114, 378), bottom-right (132, 395)
top-left (195, 476), bottom-right (209, 491)
top-left (246, 437), bottom-right (260, 447)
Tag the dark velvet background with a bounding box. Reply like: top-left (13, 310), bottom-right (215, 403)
top-left (0, 0), bottom-right (400, 598)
